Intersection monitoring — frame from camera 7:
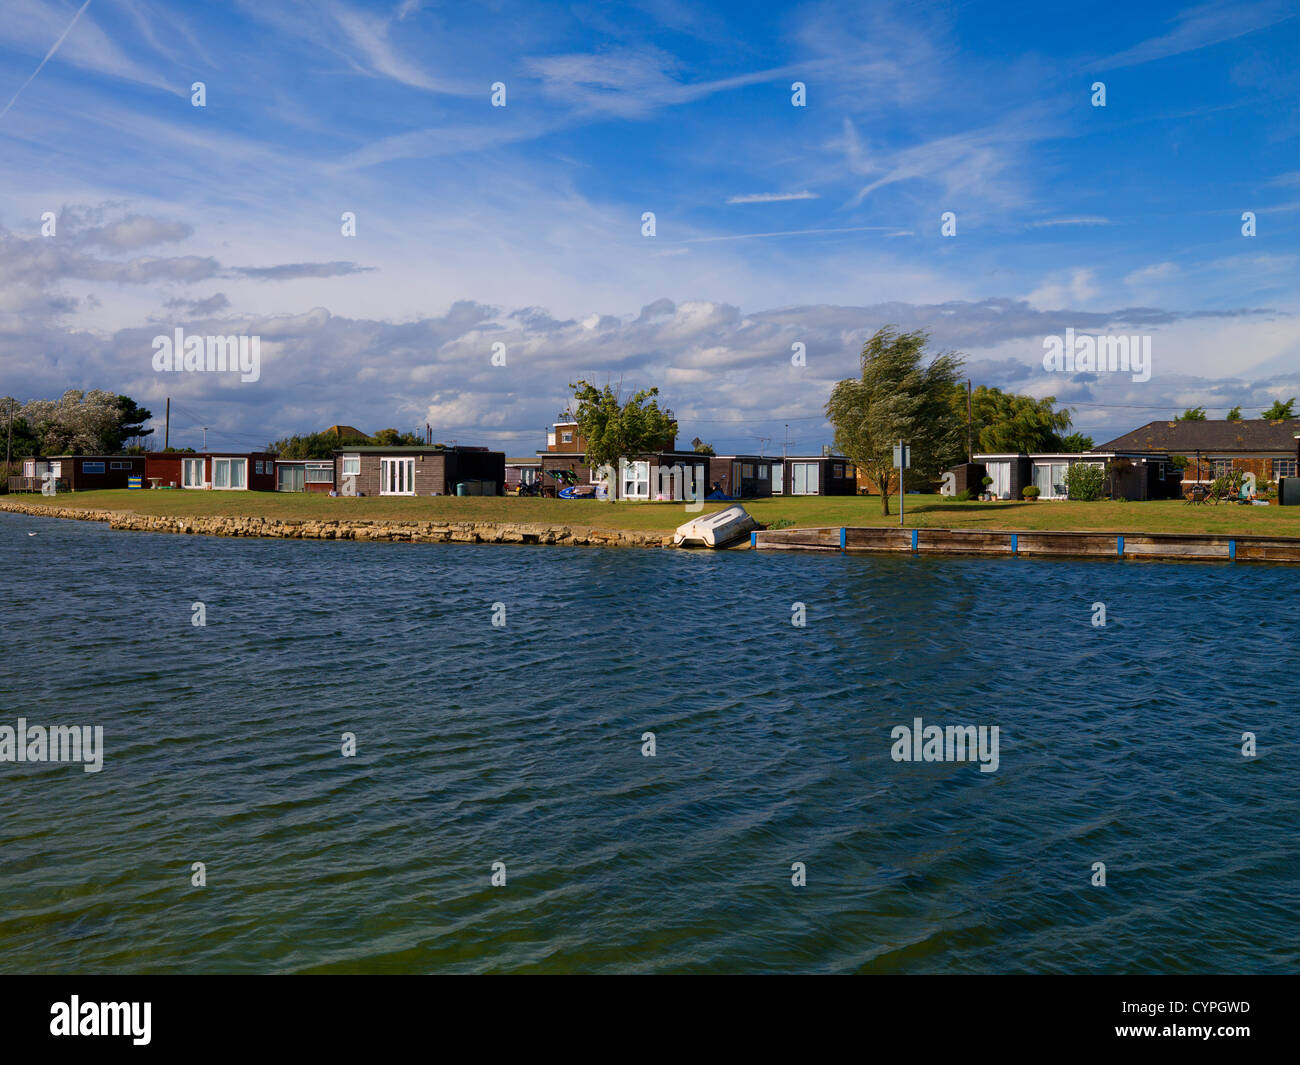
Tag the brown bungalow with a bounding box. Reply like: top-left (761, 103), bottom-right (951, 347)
top-left (334, 445), bottom-right (505, 496)
top-left (12, 455), bottom-right (146, 492)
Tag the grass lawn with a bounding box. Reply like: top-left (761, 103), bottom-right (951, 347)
top-left (8, 489), bottom-right (1300, 537)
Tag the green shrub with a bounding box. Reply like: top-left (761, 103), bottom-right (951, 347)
top-left (1022, 485), bottom-right (1040, 500)
top-left (1064, 462), bottom-right (1106, 501)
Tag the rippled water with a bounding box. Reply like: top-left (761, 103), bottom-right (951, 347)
top-left (1, 511), bottom-right (1296, 973)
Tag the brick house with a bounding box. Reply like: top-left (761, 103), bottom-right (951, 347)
top-left (1094, 419), bottom-right (1300, 488)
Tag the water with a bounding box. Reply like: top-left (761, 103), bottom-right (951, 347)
top-left (1, 511), bottom-right (1296, 973)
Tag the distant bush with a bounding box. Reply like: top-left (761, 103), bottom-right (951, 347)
top-left (767, 518), bottom-right (795, 530)
top-left (954, 489), bottom-right (974, 502)
top-left (1064, 462), bottom-right (1106, 501)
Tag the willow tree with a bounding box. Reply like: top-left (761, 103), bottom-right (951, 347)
top-left (567, 380), bottom-right (676, 500)
top-left (826, 327), bottom-right (964, 515)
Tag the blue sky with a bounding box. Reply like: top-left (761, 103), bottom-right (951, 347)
top-left (1, 0), bottom-right (1298, 455)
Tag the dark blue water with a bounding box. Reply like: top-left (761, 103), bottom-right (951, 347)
top-left (1, 511), bottom-right (1296, 973)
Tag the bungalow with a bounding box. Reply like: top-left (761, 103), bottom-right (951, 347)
top-left (274, 458), bottom-right (335, 493)
top-left (13, 455), bottom-right (146, 492)
top-left (1094, 418), bottom-right (1300, 488)
top-left (144, 451), bottom-right (278, 491)
top-left (771, 453), bottom-right (857, 496)
top-left (968, 450), bottom-right (1180, 501)
top-left (334, 445), bottom-right (505, 496)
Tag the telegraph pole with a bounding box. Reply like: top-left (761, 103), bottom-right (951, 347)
top-left (5, 397), bottom-right (13, 473)
top-left (164, 397), bottom-right (170, 450)
top-left (966, 379), bottom-right (973, 464)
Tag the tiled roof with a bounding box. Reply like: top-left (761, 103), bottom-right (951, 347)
top-left (1095, 419), bottom-right (1300, 453)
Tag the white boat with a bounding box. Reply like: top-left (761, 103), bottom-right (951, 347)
top-left (673, 504), bottom-right (757, 548)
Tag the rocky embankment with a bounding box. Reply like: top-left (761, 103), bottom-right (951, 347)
top-left (0, 499), bottom-right (675, 548)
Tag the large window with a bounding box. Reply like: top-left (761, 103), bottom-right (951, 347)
top-left (278, 465), bottom-right (305, 492)
top-left (342, 454), bottom-right (360, 477)
top-left (182, 457), bottom-right (205, 488)
top-left (1212, 458), bottom-right (1234, 478)
top-left (621, 459), bottom-right (650, 499)
top-left (381, 457), bottom-right (415, 495)
top-left (1032, 462), bottom-right (1070, 499)
top-left (305, 463), bottom-right (334, 483)
top-left (791, 462), bottom-right (820, 495)
top-left (212, 458), bottom-right (246, 489)
top-left (82, 461), bottom-right (105, 474)
top-left (1273, 459), bottom-right (1296, 480)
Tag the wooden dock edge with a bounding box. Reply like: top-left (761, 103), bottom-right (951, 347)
top-left (753, 526), bottom-right (1300, 564)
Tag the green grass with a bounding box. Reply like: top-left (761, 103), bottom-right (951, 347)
top-left (8, 489), bottom-right (1300, 537)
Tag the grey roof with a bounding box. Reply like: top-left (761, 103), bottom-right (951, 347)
top-left (1095, 419), bottom-right (1300, 454)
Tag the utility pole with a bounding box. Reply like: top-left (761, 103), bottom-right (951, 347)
top-left (966, 379), bottom-right (973, 464)
top-left (164, 397), bottom-right (170, 450)
top-left (5, 397), bottom-right (13, 474)
top-left (202, 427), bottom-right (208, 451)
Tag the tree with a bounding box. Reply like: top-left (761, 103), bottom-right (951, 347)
top-left (1059, 431), bottom-right (1094, 452)
top-left (691, 437), bottom-right (715, 456)
top-left (826, 326), bottom-right (964, 515)
top-left (20, 390), bottom-right (124, 454)
top-left (1262, 398), bottom-right (1296, 420)
top-left (110, 395), bottom-right (154, 450)
top-left (1176, 407), bottom-right (1207, 421)
top-left (1226, 406), bottom-right (1242, 421)
top-left (567, 381), bottom-right (677, 500)
top-left (372, 427), bottom-right (424, 446)
top-left (954, 385), bottom-right (1075, 453)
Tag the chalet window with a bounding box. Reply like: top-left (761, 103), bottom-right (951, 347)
top-left (742, 463), bottom-right (755, 479)
top-left (1272, 459), bottom-right (1296, 479)
top-left (790, 462), bottom-right (820, 495)
top-left (621, 460), bottom-right (650, 499)
top-left (212, 458), bottom-right (246, 489)
top-left (182, 457), bottom-right (205, 488)
top-left (758, 464), bottom-right (769, 479)
top-left (1212, 459), bottom-right (1234, 478)
top-left (278, 465), bottom-right (305, 492)
top-left (832, 463), bottom-right (845, 478)
top-left (342, 454), bottom-right (360, 476)
top-left (110, 461), bottom-right (132, 470)
top-left (82, 461), bottom-right (105, 474)
top-left (561, 430), bottom-right (573, 443)
top-left (305, 463), bottom-right (333, 483)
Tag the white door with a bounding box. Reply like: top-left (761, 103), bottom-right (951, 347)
top-left (381, 457), bottom-right (415, 495)
top-left (791, 462), bottom-right (820, 494)
top-left (182, 457), bottom-right (205, 488)
top-left (770, 463), bottom-right (783, 494)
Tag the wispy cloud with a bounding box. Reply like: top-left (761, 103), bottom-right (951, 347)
top-left (1027, 216), bottom-right (1112, 228)
top-left (0, 0), bottom-right (94, 121)
top-left (726, 191), bottom-right (820, 204)
top-left (1096, 0), bottom-right (1297, 70)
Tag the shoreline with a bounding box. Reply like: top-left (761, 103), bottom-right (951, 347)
top-left (0, 499), bottom-right (675, 549)
top-left (9, 497), bottom-right (1300, 562)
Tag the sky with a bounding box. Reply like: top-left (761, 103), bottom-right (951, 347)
top-left (0, 0), bottom-right (1298, 456)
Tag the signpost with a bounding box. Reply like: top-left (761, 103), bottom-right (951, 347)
top-left (893, 441), bottom-right (911, 527)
